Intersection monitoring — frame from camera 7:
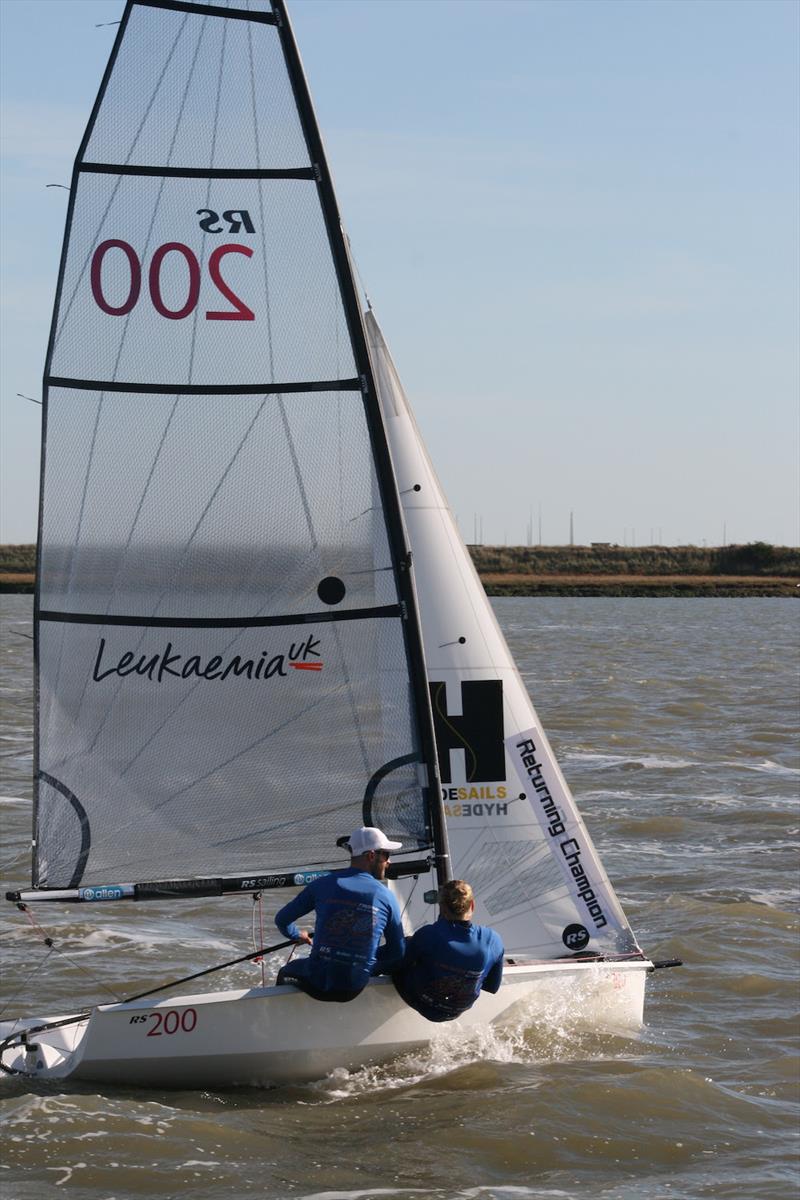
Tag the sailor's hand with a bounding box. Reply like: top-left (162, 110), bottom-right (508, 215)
top-left (295, 929), bottom-right (313, 945)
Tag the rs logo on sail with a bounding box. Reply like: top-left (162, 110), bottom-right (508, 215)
top-left (91, 634), bottom-right (322, 683)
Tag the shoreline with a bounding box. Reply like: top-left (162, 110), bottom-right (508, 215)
top-left (2, 572), bottom-right (795, 598)
top-left (478, 572), bottom-right (798, 598)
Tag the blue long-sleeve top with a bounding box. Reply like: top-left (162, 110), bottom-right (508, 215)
top-left (275, 868), bottom-right (405, 994)
top-left (394, 917), bottom-right (504, 1022)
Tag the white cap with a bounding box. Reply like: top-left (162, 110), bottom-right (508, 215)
top-left (348, 826), bottom-right (402, 855)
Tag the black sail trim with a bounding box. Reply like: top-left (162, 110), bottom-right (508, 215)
top-left (133, 0), bottom-right (278, 23)
top-left (362, 752), bottom-right (419, 827)
top-left (39, 604), bottom-right (402, 629)
top-left (46, 376), bottom-right (361, 395)
top-left (80, 163), bottom-right (314, 179)
top-left (37, 772), bottom-right (91, 889)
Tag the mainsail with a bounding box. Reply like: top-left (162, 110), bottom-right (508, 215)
top-left (367, 312), bottom-right (639, 960)
top-left (32, 0), bottom-right (441, 892)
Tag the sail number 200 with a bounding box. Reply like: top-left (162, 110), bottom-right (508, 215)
top-left (128, 1007), bottom-right (198, 1035)
top-left (90, 240), bottom-right (254, 320)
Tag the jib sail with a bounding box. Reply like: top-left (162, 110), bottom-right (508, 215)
top-left (367, 311), bottom-right (639, 959)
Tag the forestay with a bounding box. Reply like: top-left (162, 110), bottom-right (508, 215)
top-left (34, 0), bottom-right (436, 891)
top-left (367, 312), bottom-right (639, 961)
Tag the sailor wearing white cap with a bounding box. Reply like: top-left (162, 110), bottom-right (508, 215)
top-left (275, 827), bottom-right (405, 1002)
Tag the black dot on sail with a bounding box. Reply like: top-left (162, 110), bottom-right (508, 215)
top-left (318, 576), bottom-right (346, 605)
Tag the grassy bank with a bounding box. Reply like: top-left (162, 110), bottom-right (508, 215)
top-left (1, 542), bottom-right (797, 597)
top-left (471, 542), bottom-right (799, 597)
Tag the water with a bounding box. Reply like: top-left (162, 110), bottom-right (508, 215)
top-left (1, 595), bottom-right (797, 1200)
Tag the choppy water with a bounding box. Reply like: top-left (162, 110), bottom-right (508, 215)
top-left (1, 595), bottom-right (798, 1200)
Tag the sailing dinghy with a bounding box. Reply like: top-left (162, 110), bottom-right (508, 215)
top-left (1, 0), bottom-right (657, 1089)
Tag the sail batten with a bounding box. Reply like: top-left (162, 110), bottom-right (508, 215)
top-left (47, 378), bottom-right (362, 394)
top-left (40, 605), bottom-right (403, 629)
top-left (80, 165), bottom-right (316, 179)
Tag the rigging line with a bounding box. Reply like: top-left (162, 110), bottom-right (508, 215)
top-left (16, 902), bottom-right (124, 994)
top-left (399, 873), bottom-right (419, 923)
top-left (252, 892), bottom-right (267, 987)
top-left (0, 947), bottom-right (55, 1021)
top-left (42, 944), bottom-right (126, 1004)
top-left (0, 851), bottom-right (30, 875)
top-left (54, 10), bottom-right (192, 346)
top-left (119, 937), bottom-right (296, 1003)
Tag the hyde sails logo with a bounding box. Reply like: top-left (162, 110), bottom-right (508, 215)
top-left (91, 633), bottom-right (323, 684)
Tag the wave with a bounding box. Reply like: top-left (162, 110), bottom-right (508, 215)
top-left (309, 985), bottom-right (639, 1104)
top-left (730, 759), bottom-right (800, 778)
top-left (565, 751), bottom-right (694, 771)
top-left (299, 1190), bottom-right (553, 1200)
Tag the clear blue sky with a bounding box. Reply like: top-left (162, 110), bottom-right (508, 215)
top-left (1, 0), bottom-right (798, 547)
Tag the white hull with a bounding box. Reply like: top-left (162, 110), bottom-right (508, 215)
top-left (1, 959), bottom-right (650, 1089)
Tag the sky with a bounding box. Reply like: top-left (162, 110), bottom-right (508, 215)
top-left (0, 0), bottom-right (798, 548)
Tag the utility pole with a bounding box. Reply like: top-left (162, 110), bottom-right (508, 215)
top-left (569, 510), bottom-right (574, 546)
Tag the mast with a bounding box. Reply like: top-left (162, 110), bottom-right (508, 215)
top-left (271, 0), bottom-right (450, 885)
